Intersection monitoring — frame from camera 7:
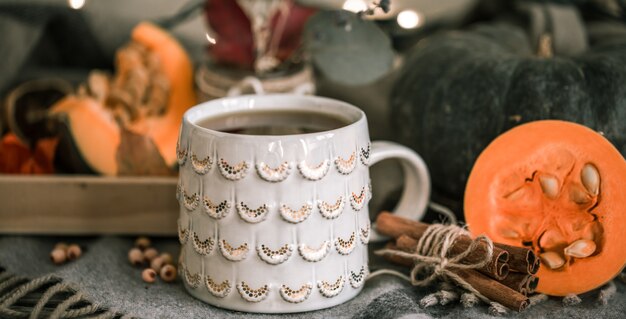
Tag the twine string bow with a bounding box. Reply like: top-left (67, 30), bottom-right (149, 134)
top-left (376, 224), bottom-right (495, 304)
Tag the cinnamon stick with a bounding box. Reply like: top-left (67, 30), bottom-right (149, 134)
top-left (525, 275), bottom-right (539, 294)
top-left (454, 269), bottom-right (529, 312)
top-left (395, 234), bottom-right (509, 281)
top-left (494, 243), bottom-right (539, 274)
top-left (380, 248), bottom-right (529, 312)
top-left (376, 212), bottom-right (510, 279)
top-left (532, 258), bottom-right (541, 275)
top-left (499, 272), bottom-right (530, 294)
top-left (395, 235), bottom-right (419, 251)
top-left (383, 242), bottom-right (413, 267)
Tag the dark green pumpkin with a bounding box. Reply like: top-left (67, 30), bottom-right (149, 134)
top-left (390, 20), bottom-right (626, 206)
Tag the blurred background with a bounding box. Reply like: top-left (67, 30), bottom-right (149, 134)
top-left (1, 0), bottom-right (625, 228)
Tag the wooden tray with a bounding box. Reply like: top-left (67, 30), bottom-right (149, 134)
top-left (0, 175), bottom-right (178, 235)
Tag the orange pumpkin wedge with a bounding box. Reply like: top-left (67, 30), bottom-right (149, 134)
top-left (464, 120), bottom-right (626, 296)
top-left (127, 22), bottom-right (197, 167)
top-left (50, 22), bottom-right (197, 175)
top-left (52, 96), bottom-right (120, 175)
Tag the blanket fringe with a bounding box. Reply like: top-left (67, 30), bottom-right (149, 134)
top-left (597, 281), bottom-right (617, 306)
top-left (0, 267), bottom-right (127, 319)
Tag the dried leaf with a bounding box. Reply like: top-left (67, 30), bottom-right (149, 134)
top-left (0, 133), bottom-right (31, 173)
top-left (0, 133), bottom-right (58, 174)
top-left (205, 0), bottom-right (315, 69)
top-left (205, 0), bottom-right (255, 68)
top-left (31, 137), bottom-right (59, 174)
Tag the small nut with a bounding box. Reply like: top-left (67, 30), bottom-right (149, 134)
top-left (67, 244), bottom-right (82, 261)
top-left (142, 268), bottom-right (157, 283)
top-left (54, 242), bottom-right (68, 251)
top-left (135, 237), bottom-right (151, 250)
top-left (160, 253), bottom-right (173, 265)
top-left (150, 256), bottom-right (165, 272)
top-left (160, 264), bottom-right (177, 282)
top-left (143, 248), bottom-right (158, 262)
top-left (128, 248), bottom-right (144, 266)
top-left (50, 248), bottom-right (67, 265)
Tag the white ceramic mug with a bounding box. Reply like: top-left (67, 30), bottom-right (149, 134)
top-left (176, 94), bottom-right (430, 313)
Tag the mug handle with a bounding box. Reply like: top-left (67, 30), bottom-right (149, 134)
top-left (368, 141), bottom-right (431, 242)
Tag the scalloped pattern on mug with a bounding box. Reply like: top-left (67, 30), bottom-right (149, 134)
top-left (317, 276), bottom-right (345, 298)
top-left (360, 224), bottom-right (371, 245)
top-left (335, 152), bottom-right (357, 175)
top-left (237, 282), bottom-right (269, 302)
top-left (218, 158), bottom-right (249, 181)
top-left (191, 153), bottom-right (213, 175)
top-left (280, 203), bottom-right (313, 223)
top-left (175, 182), bottom-right (182, 201)
top-left (318, 196), bottom-right (345, 219)
top-left (257, 243), bottom-right (293, 265)
top-left (350, 187), bottom-right (367, 211)
top-left (183, 265), bottom-right (201, 289)
top-left (256, 162), bottom-right (292, 182)
top-left (192, 232), bottom-right (215, 256)
top-left (298, 241), bottom-right (331, 262)
top-left (360, 143), bottom-right (371, 166)
top-left (297, 159), bottom-right (330, 181)
top-left (205, 275), bottom-right (231, 298)
top-left (176, 141), bottom-right (187, 166)
top-left (178, 221), bottom-right (189, 245)
top-left (349, 266), bottom-right (368, 288)
top-left (219, 240), bottom-right (249, 262)
top-left (335, 232), bottom-right (356, 255)
top-left (236, 202), bottom-right (269, 223)
top-left (182, 189), bottom-right (199, 211)
top-left (202, 197), bottom-right (231, 219)
top-left (280, 283), bottom-right (313, 303)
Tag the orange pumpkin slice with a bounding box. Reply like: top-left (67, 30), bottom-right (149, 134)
top-left (50, 22), bottom-right (197, 175)
top-left (464, 120), bottom-right (626, 296)
top-left (128, 22), bottom-right (197, 167)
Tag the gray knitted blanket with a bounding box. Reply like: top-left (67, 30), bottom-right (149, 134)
top-left (1, 236), bottom-right (625, 318)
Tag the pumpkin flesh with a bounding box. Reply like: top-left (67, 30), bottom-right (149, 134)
top-left (127, 22), bottom-right (197, 168)
top-left (465, 120), bottom-right (626, 296)
top-left (51, 96), bottom-right (120, 176)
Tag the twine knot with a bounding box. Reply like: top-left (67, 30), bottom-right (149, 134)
top-left (434, 260), bottom-right (448, 275)
top-left (376, 223), bottom-right (495, 304)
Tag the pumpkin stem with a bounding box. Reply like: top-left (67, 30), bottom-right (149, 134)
top-left (537, 34), bottom-right (553, 58)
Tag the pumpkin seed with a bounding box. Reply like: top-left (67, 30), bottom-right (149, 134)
top-left (539, 175), bottom-right (559, 199)
top-left (500, 229), bottom-right (520, 239)
top-left (540, 251), bottom-right (565, 270)
top-left (569, 185), bottom-right (592, 204)
top-left (87, 71), bottom-right (110, 104)
top-left (564, 239), bottom-right (596, 258)
top-left (581, 163), bottom-right (600, 195)
top-left (539, 228), bottom-right (566, 250)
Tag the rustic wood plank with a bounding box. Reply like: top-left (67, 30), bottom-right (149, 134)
top-left (0, 175), bottom-right (179, 235)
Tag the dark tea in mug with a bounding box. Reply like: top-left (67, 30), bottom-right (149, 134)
top-left (197, 109), bottom-right (351, 135)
